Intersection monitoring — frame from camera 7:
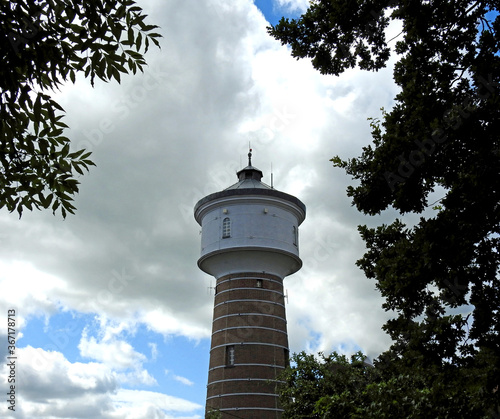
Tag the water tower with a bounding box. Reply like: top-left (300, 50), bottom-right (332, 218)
top-left (194, 151), bottom-right (306, 418)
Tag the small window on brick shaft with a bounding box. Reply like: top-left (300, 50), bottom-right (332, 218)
top-left (226, 345), bottom-right (235, 367)
top-left (256, 279), bottom-right (263, 288)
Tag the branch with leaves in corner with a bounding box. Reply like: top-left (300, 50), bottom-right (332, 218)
top-left (1, 0), bottom-right (162, 218)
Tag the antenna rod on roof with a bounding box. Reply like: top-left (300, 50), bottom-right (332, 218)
top-left (271, 162), bottom-right (274, 189)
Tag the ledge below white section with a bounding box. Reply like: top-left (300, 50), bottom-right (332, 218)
top-left (198, 247), bottom-right (302, 279)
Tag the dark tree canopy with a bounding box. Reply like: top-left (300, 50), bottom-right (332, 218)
top-left (1, 0), bottom-right (161, 217)
top-left (270, 0), bottom-right (499, 416)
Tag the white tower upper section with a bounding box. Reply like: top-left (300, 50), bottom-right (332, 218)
top-left (194, 152), bottom-right (306, 279)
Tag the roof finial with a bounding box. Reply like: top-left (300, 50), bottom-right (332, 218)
top-left (248, 142), bottom-right (252, 166)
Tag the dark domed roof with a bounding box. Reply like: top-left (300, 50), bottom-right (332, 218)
top-left (194, 148), bottom-right (306, 219)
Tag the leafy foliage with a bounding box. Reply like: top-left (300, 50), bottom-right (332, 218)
top-left (1, 0), bottom-right (161, 217)
top-left (271, 0), bottom-right (500, 416)
top-left (205, 409), bottom-right (222, 419)
top-left (280, 351), bottom-right (499, 418)
top-left (268, 0), bottom-right (392, 76)
top-left (279, 351), bottom-right (376, 418)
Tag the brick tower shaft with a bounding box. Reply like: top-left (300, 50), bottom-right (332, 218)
top-left (207, 272), bottom-right (288, 418)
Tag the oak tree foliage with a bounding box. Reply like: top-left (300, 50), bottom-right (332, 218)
top-left (1, 0), bottom-right (161, 217)
top-left (271, 0), bottom-right (499, 416)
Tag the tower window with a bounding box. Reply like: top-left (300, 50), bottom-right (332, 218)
top-left (293, 226), bottom-right (298, 246)
top-left (222, 217), bottom-right (231, 238)
top-left (226, 345), bottom-right (235, 367)
top-left (256, 279), bottom-right (263, 288)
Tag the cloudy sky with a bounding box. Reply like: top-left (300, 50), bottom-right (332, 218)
top-left (1, 0), bottom-right (412, 417)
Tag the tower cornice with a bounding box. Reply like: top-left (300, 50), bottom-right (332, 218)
top-left (194, 188), bottom-right (306, 225)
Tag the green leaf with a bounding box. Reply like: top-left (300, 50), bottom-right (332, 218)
top-left (68, 149), bottom-right (85, 159)
top-left (135, 31), bottom-right (142, 50)
top-left (61, 143), bottom-right (70, 158)
top-left (73, 162), bottom-right (84, 175)
top-left (112, 67), bottom-right (121, 83)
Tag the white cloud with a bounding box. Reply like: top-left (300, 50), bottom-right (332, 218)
top-left (110, 389), bottom-right (202, 418)
top-left (149, 342), bottom-right (159, 361)
top-left (114, 369), bottom-right (157, 387)
top-left (274, 0), bottom-right (310, 13)
top-left (79, 330), bottom-right (145, 370)
top-left (1, 346), bottom-right (116, 417)
top-left (139, 309), bottom-right (210, 340)
top-left (0, 0), bottom-right (404, 414)
top-left (77, 319), bottom-right (158, 386)
top-left (0, 346), bottom-right (200, 419)
top-left (0, 260), bottom-right (66, 321)
top-left (173, 375), bottom-right (195, 387)
top-left (6, 0), bottom-right (394, 347)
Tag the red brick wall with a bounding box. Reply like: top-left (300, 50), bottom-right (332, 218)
top-left (206, 272), bottom-right (289, 419)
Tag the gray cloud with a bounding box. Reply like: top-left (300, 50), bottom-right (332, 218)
top-left (0, 0), bottom-right (404, 415)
